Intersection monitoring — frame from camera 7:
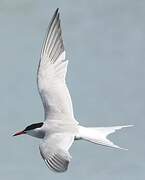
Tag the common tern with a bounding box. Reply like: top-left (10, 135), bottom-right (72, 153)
top-left (13, 8), bottom-right (133, 173)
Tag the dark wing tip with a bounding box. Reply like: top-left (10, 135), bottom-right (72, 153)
top-left (53, 8), bottom-right (59, 18)
top-left (55, 8), bottom-right (59, 13)
top-left (51, 8), bottom-right (59, 25)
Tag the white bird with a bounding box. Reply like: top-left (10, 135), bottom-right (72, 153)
top-left (13, 9), bottom-right (133, 173)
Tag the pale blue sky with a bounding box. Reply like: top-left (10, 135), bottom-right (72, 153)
top-left (0, 0), bottom-right (144, 179)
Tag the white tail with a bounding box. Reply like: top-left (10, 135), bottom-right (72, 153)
top-left (78, 125), bottom-right (133, 150)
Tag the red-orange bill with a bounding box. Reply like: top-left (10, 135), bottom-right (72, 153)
top-left (13, 130), bottom-right (26, 136)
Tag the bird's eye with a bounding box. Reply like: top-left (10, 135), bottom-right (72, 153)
top-left (24, 122), bottom-right (43, 131)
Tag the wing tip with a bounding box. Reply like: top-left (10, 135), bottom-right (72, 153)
top-left (54, 8), bottom-right (58, 15)
top-left (54, 8), bottom-right (60, 18)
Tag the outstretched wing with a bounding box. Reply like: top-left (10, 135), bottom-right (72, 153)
top-left (39, 133), bottom-right (74, 172)
top-left (37, 9), bottom-right (75, 121)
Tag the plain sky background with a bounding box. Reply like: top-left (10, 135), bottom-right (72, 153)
top-left (0, 0), bottom-right (144, 179)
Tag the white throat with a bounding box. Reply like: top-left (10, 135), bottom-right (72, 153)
top-left (26, 128), bottom-right (45, 139)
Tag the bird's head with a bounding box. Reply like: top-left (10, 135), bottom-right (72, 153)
top-left (13, 122), bottom-right (44, 138)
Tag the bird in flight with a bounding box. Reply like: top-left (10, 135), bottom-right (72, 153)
top-left (13, 9), bottom-right (132, 173)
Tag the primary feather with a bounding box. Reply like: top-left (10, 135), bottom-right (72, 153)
top-left (37, 9), bottom-right (76, 121)
top-left (39, 133), bottom-right (73, 172)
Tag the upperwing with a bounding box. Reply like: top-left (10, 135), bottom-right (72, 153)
top-left (37, 9), bottom-right (75, 121)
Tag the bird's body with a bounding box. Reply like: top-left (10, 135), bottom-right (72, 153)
top-left (14, 9), bottom-right (133, 173)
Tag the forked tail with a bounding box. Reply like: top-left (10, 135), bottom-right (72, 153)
top-left (78, 125), bottom-right (133, 150)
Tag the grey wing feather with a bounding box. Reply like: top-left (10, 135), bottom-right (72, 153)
top-left (40, 147), bottom-right (70, 172)
top-left (39, 133), bottom-right (74, 173)
top-left (40, 8), bottom-right (64, 63)
top-left (37, 9), bottom-right (76, 121)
